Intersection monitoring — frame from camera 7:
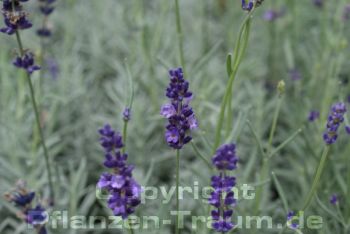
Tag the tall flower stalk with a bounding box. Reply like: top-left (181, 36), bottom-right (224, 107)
top-left (301, 102), bottom-right (347, 211)
top-left (1, 0), bottom-right (55, 205)
top-left (161, 67), bottom-right (198, 234)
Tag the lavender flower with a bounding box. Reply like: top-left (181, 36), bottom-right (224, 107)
top-left (313, 0), bottom-right (324, 8)
top-left (330, 194), bottom-right (338, 205)
top-left (97, 124), bottom-right (141, 219)
top-left (123, 108), bottom-right (131, 121)
top-left (0, 0), bottom-right (32, 35)
top-left (347, 95), bottom-right (350, 104)
top-left (13, 52), bottom-right (41, 74)
top-left (37, 0), bottom-right (56, 37)
top-left (209, 144), bottom-right (238, 233)
top-left (4, 180), bottom-right (48, 234)
top-left (241, 0), bottom-right (253, 11)
top-left (323, 102), bottom-right (347, 144)
top-left (161, 67), bottom-right (198, 149)
top-left (308, 110), bottom-right (320, 122)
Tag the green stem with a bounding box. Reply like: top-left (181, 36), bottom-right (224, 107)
top-left (267, 96), bottom-right (283, 152)
top-left (174, 0), bottom-right (186, 76)
top-left (301, 146), bottom-right (330, 211)
top-left (175, 149), bottom-right (180, 234)
top-left (122, 120), bottom-right (128, 154)
top-left (190, 142), bottom-right (213, 170)
top-left (14, 30), bottom-right (55, 205)
top-left (213, 10), bottom-right (254, 152)
top-left (347, 144), bottom-right (350, 220)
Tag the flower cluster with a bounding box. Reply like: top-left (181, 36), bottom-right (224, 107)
top-left (241, 0), bottom-right (253, 11)
top-left (208, 144), bottom-right (238, 233)
top-left (97, 124), bottom-right (141, 219)
top-left (37, 0), bottom-right (56, 37)
top-left (323, 102), bottom-right (347, 144)
top-left (0, 0), bottom-right (32, 35)
top-left (4, 180), bottom-right (48, 234)
top-left (160, 67), bottom-right (198, 149)
top-left (13, 52), bottom-right (41, 74)
top-left (308, 110), bottom-right (320, 122)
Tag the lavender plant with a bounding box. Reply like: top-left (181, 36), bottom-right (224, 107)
top-left (4, 180), bottom-right (48, 234)
top-left (0, 0), bottom-right (55, 204)
top-left (161, 67), bottom-right (197, 234)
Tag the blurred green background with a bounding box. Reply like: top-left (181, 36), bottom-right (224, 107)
top-left (0, 0), bottom-right (350, 233)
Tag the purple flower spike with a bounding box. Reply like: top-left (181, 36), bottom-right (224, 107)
top-left (323, 102), bottom-right (347, 144)
top-left (97, 124), bottom-right (141, 219)
top-left (209, 144), bottom-right (238, 233)
top-left (330, 194), bottom-right (338, 205)
top-left (161, 67), bottom-right (198, 149)
top-left (308, 110), bottom-right (320, 122)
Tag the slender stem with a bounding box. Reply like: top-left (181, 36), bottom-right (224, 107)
top-left (190, 142), bottom-right (213, 170)
top-left (267, 96), bottom-right (283, 152)
top-left (301, 146), bottom-right (330, 211)
top-left (14, 30), bottom-right (55, 205)
top-left (347, 144), bottom-right (350, 220)
top-left (213, 10), bottom-right (254, 152)
top-left (175, 149), bottom-right (180, 234)
top-left (122, 120), bottom-right (128, 154)
top-left (174, 0), bottom-right (186, 76)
